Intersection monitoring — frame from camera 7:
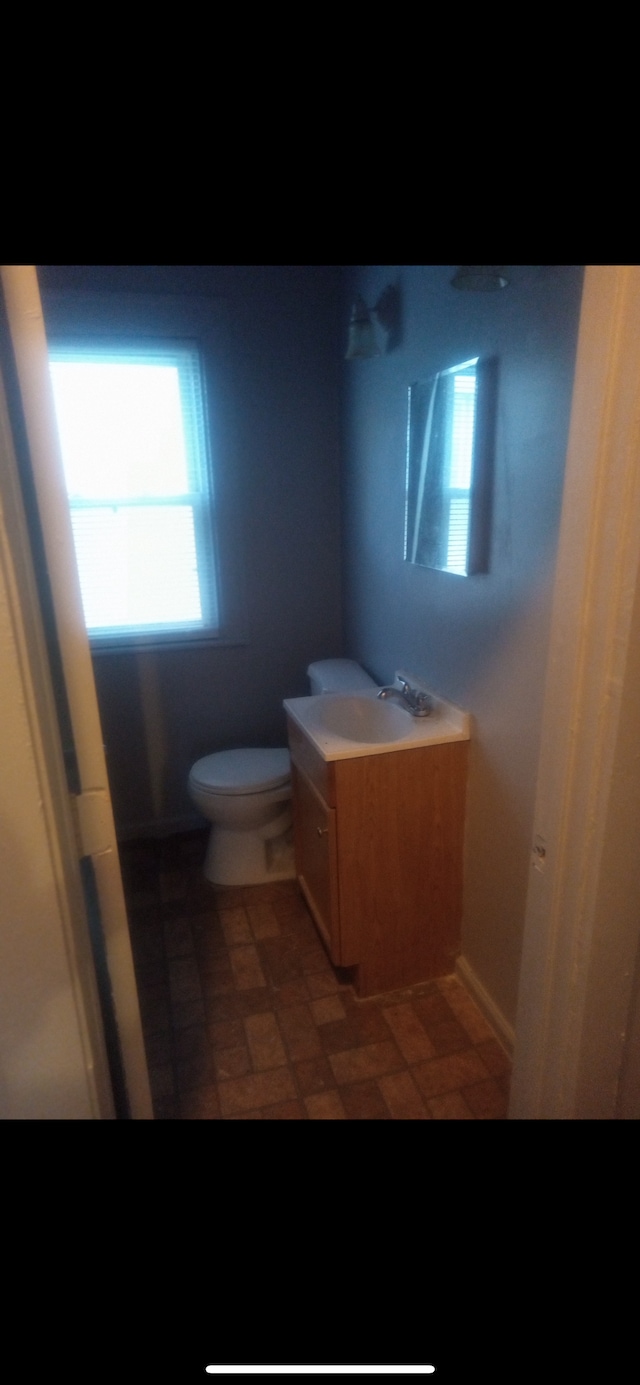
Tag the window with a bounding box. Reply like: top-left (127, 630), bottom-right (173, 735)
top-left (48, 339), bottom-right (219, 647)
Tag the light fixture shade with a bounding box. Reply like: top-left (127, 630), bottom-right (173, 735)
top-left (451, 266), bottom-right (509, 291)
top-left (345, 296), bottom-right (381, 359)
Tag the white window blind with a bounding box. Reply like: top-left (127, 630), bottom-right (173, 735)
top-left (48, 342), bottom-right (218, 644)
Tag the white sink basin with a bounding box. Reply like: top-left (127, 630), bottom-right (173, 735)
top-left (315, 694), bottom-right (411, 744)
top-left (284, 686), bottom-right (470, 762)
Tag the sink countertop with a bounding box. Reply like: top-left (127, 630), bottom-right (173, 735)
top-left (284, 688), bottom-right (470, 762)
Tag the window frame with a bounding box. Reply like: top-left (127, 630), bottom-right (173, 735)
top-left (41, 291), bottom-right (238, 655)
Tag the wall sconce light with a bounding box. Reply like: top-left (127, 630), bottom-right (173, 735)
top-left (345, 285), bottom-right (400, 359)
top-left (451, 266), bottom-right (509, 292)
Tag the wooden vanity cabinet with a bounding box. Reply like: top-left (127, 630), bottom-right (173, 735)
top-left (286, 715), bottom-right (468, 998)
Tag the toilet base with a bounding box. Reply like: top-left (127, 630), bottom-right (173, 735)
top-left (203, 803), bottom-right (296, 886)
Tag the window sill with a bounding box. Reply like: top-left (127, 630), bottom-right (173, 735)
top-left (89, 633), bottom-right (247, 656)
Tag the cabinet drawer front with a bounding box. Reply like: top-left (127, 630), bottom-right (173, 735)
top-left (286, 716), bottom-right (336, 807)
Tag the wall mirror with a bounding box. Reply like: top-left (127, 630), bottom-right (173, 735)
top-left (404, 355), bottom-right (497, 576)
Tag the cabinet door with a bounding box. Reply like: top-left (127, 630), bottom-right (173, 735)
top-left (290, 762), bottom-right (341, 965)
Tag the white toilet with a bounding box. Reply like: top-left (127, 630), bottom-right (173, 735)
top-left (189, 747), bottom-right (294, 886)
top-left (305, 658), bottom-right (376, 696)
top-left (188, 659), bottom-right (377, 886)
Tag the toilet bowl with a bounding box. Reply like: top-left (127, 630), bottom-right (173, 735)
top-left (188, 660), bottom-right (377, 886)
top-left (188, 747), bottom-right (294, 886)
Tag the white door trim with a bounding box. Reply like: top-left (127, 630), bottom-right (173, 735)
top-left (1, 265), bottom-right (153, 1120)
top-left (510, 265), bottom-right (640, 1119)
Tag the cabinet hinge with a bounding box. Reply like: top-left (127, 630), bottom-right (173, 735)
top-left (69, 789), bottom-right (112, 859)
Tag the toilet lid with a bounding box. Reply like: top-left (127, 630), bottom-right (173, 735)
top-left (189, 747), bottom-right (291, 796)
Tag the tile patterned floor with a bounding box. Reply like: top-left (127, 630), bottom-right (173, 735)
top-left (121, 830), bottom-right (511, 1120)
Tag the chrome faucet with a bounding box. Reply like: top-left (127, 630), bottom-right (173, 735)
top-left (377, 676), bottom-right (432, 717)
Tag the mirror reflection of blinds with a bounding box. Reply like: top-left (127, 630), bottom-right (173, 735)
top-left (48, 343), bottom-right (218, 639)
top-left (446, 497), bottom-right (471, 573)
top-left (445, 369), bottom-right (477, 574)
top-left (449, 373), bottom-right (476, 489)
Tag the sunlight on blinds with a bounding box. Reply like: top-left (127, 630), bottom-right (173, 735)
top-left (49, 345), bottom-right (217, 639)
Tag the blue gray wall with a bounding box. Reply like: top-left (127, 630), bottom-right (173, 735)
top-left (340, 265), bottom-right (584, 1028)
top-left (38, 265), bottom-right (345, 836)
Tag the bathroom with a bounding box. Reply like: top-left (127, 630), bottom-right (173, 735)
top-left (36, 262), bottom-right (585, 1078)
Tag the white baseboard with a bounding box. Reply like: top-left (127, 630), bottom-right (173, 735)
top-left (455, 954), bottom-right (515, 1059)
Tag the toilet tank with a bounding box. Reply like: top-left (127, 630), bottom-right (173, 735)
top-left (307, 659), bottom-right (378, 695)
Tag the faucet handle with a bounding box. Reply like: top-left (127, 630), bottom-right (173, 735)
top-left (395, 673), bottom-right (433, 716)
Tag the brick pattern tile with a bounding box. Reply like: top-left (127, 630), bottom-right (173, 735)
top-left (340, 1080), bottom-right (391, 1120)
top-left (462, 1078), bottom-right (510, 1119)
top-left (213, 1046), bottom-right (252, 1081)
top-left (217, 1067), bottom-right (296, 1117)
top-left (328, 1040), bottom-right (406, 1086)
top-left (122, 830), bottom-right (512, 1121)
top-left (378, 1071), bottom-right (431, 1120)
top-left (436, 975), bottom-right (497, 1043)
top-left (178, 1084), bottom-right (221, 1119)
top-left (382, 1003), bottom-right (437, 1063)
top-left (262, 1100), bottom-right (306, 1119)
top-left (310, 995), bottom-right (347, 1026)
top-left (412, 1049), bottom-right (492, 1100)
top-left (219, 907), bottom-right (253, 948)
top-left (278, 1003), bottom-right (324, 1061)
top-left (228, 944), bottom-right (267, 991)
top-left (246, 903), bottom-right (281, 940)
top-left (244, 1012), bottom-right (288, 1071)
top-left (427, 1090), bottom-right (476, 1119)
top-left (305, 1091), bottom-right (347, 1119)
top-left (293, 1055), bottom-right (337, 1097)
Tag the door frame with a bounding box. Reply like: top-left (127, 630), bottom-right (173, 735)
top-left (510, 265), bottom-right (640, 1119)
top-left (1, 265), bottom-right (153, 1120)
